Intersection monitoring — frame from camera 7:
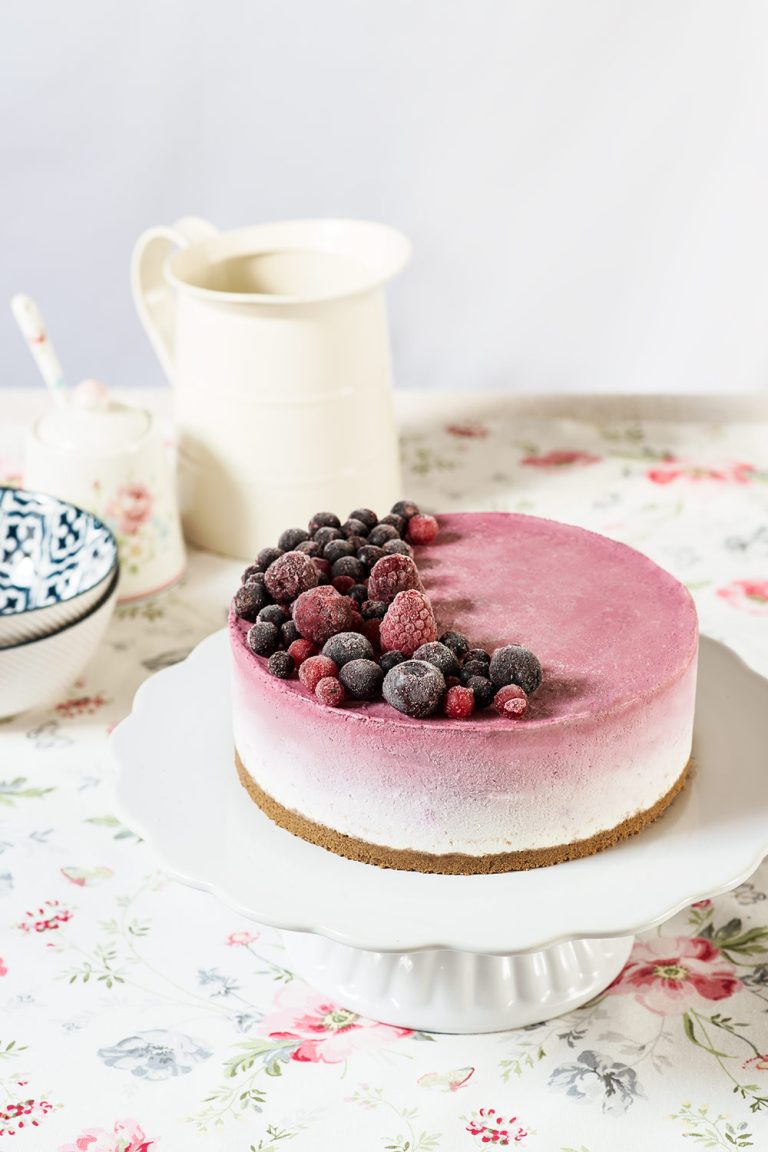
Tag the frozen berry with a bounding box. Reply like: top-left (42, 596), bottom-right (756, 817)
top-left (348, 583), bottom-right (369, 606)
top-left (349, 508), bottom-right (378, 530)
top-left (234, 581), bottom-right (267, 621)
top-left (278, 527), bottom-right (309, 551)
top-left (465, 647), bottom-right (490, 665)
top-left (494, 684), bottom-right (529, 718)
top-left (332, 555), bottom-right (365, 582)
top-left (315, 676), bottom-right (345, 707)
top-left (349, 609), bottom-right (365, 632)
top-left (383, 659), bottom-right (445, 718)
top-left (293, 586), bottom-right (354, 645)
top-left (264, 551), bottom-right (318, 603)
top-left (333, 575), bottom-right (356, 595)
top-left (342, 517), bottom-right (369, 539)
top-left (312, 557), bottom-right (332, 579)
top-left (267, 651), bottom-right (294, 679)
top-left (295, 539), bottom-right (322, 558)
top-left (414, 639), bottom-right (461, 678)
top-left (379, 650), bottom-right (405, 673)
top-left (361, 618), bottom-right (381, 649)
top-left (322, 631), bottom-right (374, 667)
top-left (368, 554), bottom-right (423, 602)
top-left (357, 544), bottom-right (386, 570)
top-left (281, 620), bottom-right (300, 647)
top-left (391, 499), bottom-right (420, 520)
top-left (461, 659), bottom-right (492, 684)
top-left (383, 539), bottom-right (413, 557)
top-left (446, 675), bottom-right (461, 688)
top-left (241, 563), bottom-right (260, 584)
top-left (368, 523), bottom-right (400, 547)
top-left (256, 546), bottom-right (283, 571)
top-left (258, 603), bottom-right (287, 626)
top-left (313, 525), bottom-right (343, 547)
top-left (379, 512), bottom-right (407, 535)
top-left (407, 514), bottom-right (439, 545)
top-left (443, 684), bottom-right (475, 719)
top-left (323, 539), bottom-right (354, 564)
top-left (339, 658), bottom-right (384, 700)
top-left (309, 512), bottom-right (341, 534)
top-left (489, 645), bottom-right (543, 695)
top-left (299, 654), bottom-right (338, 692)
top-left (466, 675), bottom-right (495, 709)
top-left (362, 599), bottom-right (388, 620)
top-left (288, 638), bottom-right (319, 666)
top-left (380, 589), bottom-right (438, 656)
top-left (439, 631), bottom-right (470, 660)
top-left (246, 621), bottom-right (280, 657)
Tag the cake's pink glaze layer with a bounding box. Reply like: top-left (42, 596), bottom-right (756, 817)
top-left (230, 513), bottom-right (699, 855)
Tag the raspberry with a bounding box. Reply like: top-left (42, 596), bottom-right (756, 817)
top-left (309, 512), bottom-right (341, 534)
top-left (264, 551), bottom-right (318, 603)
top-left (333, 575), bottom-right (356, 595)
top-left (246, 621), bottom-right (280, 657)
top-left (267, 651), bottom-right (294, 679)
top-left (293, 586), bottom-right (354, 645)
top-left (489, 645), bottom-right (543, 695)
top-left (407, 514), bottom-right (439, 545)
top-left (380, 589), bottom-right (438, 657)
top-left (368, 555), bottom-right (423, 603)
top-left (382, 659), bottom-right (445, 717)
top-left (299, 654), bottom-right (338, 691)
top-left (444, 685), bottom-right (475, 719)
top-left (288, 638), bottom-right (319, 667)
top-left (315, 676), bottom-right (345, 707)
top-left (278, 527), bottom-right (309, 551)
top-left (368, 523), bottom-right (400, 547)
top-left (339, 658), bottom-right (383, 700)
top-left (391, 499), bottom-right (420, 520)
top-left (414, 641), bottom-right (460, 679)
top-left (494, 684), bottom-right (529, 718)
top-left (233, 581), bottom-right (267, 621)
top-left (322, 631), bottom-right (374, 667)
top-left (439, 630), bottom-right (470, 660)
top-left (466, 675), bottom-right (495, 709)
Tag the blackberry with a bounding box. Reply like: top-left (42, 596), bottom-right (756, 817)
top-left (379, 650), bottom-right (405, 673)
top-left (295, 539), bottom-right (322, 558)
top-left (342, 517), bottom-right (369, 539)
top-left (339, 658), bottom-right (384, 701)
top-left (357, 544), bottom-right (386, 570)
top-left (278, 527), bottom-right (310, 551)
top-left (489, 645), bottom-right (543, 695)
top-left (368, 523), bottom-right (399, 547)
top-left (246, 621), bottom-right (280, 657)
top-left (332, 555), bottom-right (365, 582)
top-left (466, 675), bottom-right (495, 709)
top-left (322, 631), bottom-right (374, 668)
top-left (379, 512), bottom-right (407, 536)
top-left (382, 659), bottom-right (445, 718)
top-left (413, 641), bottom-right (461, 679)
top-left (258, 603), bottom-right (287, 626)
top-left (349, 508), bottom-right (378, 530)
top-left (383, 539), bottom-right (413, 557)
top-left (348, 583), bottom-right (370, 607)
top-left (281, 620), bottom-right (301, 647)
top-left (267, 651), bottom-right (294, 679)
top-left (362, 599), bottom-right (388, 620)
top-left (323, 539), bottom-right (355, 564)
top-left (309, 512), bottom-right (341, 534)
top-left (256, 546), bottom-right (283, 571)
top-left (460, 659), bottom-right (491, 683)
top-left (234, 581), bottom-right (267, 621)
top-left (439, 631), bottom-right (470, 660)
top-left (391, 499), bottom-right (420, 520)
top-left (465, 648), bottom-right (490, 665)
top-left (313, 525), bottom-right (343, 547)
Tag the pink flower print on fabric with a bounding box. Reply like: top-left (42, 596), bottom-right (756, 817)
top-left (606, 935), bottom-right (741, 1015)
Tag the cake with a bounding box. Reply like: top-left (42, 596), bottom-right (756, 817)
top-left (230, 510), bottom-right (698, 874)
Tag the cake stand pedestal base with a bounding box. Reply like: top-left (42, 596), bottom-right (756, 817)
top-left (281, 931), bottom-right (634, 1033)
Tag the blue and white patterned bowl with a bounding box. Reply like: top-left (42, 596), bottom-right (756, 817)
top-left (0, 487), bottom-right (118, 647)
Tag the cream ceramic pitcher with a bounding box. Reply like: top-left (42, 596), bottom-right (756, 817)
top-left (131, 217), bottom-right (410, 558)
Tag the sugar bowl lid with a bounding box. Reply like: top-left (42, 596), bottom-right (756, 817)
top-left (35, 380), bottom-right (149, 453)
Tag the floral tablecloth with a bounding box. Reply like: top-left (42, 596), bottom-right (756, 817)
top-left (1, 394), bottom-right (768, 1152)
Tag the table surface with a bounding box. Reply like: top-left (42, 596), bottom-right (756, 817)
top-left (1, 390), bottom-right (768, 1151)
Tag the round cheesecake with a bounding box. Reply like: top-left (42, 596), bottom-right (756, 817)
top-left (230, 512), bottom-right (698, 873)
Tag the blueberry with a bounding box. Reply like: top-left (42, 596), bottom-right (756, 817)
top-left (489, 645), bottom-right (543, 695)
top-left (246, 621), bottom-right (280, 657)
top-left (391, 500), bottom-right (420, 520)
top-left (413, 641), bottom-right (461, 679)
top-left (281, 620), bottom-right (301, 647)
top-left (241, 564), bottom-right (260, 584)
top-left (278, 527), bottom-right (309, 551)
top-left (349, 508), bottom-right (378, 530)
top-left (362, 599), bottom-right (388, 620)
top-left (258, 604), bottom-right (287, 626)
top-left (234, 581), bottom-right (267, 621)
top-left (357, 544), bottom-right (386, 570)
top-left (368, 523), bottom-right (399, 547)
top-left (322, 631), bottom-right (374, 668)
top-left (466, 675), bottom-right (495, 709)
top-left (348, 583), bottom-right (370, 606)
top-left (461, 659), bottom-right (491, 683)
top-left (465, 647), bottom-right (490, 665)
top-left (332, 555), bottom-right (365, 582)
top-left (313, 525), bottom-right (343, 547)
top-left (295, 539), bottom-right (322, 558)
top-left (382, 659), bottom-right (445, 718)
top-left (256, 546), bottom-right (283, 571)
top-left (439, 631), bottom-right (470, 660)
top-left (323, 539), bottom-right (355, 564)
top-left (345, 535), bottom-right (368, 553)
top-left (342, 517), bottom-right (369, 539)
top-left (267, 650), bottom-right (294, 678)
top-left (309, 512), bottom-right (341, 534)
top-left (379, 650), bottom-right (405, 673)
top-left (382, 539), bottom-right (413, 557)
top-left (339, 658), bottom-right (384, 700)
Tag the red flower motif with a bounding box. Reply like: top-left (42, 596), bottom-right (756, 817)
top-left (225, 930), bottom-right (259, 947)
top-left (261, 984), bottom-right (411, 1063)
top-left (107, 483), bottom-right (154, 537)
top-left (606, 935), bottom-right (741, 1015)
top-left (520, 449), bottom-right (600, 468)
top-left (743, 1053), bottom-right (768, 1072)
top-left (18, 900), bottom-right (73, 934)
top-left (446, 422), bottom-right (489, 438)
top-left (648, 461), bottom-right (758, 485)
top-left (0, 1096), bottom-right (54, 1137)
top-left (717, 579), bottom-right (768, 614)
top-left (466, 1107), bottom-right (529, 1145)
top-left (55, 694), bottom-right (108, 719)
top-left (0, 957), bottom-right (7, 976)
top-left (59, 1117), bottom-right (153, 1152)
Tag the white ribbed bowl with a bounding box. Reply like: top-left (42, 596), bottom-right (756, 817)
top-left (0, 568), bottom-right (118, 719)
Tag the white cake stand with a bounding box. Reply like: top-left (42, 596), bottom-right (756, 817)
top-left (112, 631), bottom-right (768, 1033)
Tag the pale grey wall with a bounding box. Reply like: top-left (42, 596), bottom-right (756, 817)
top-left (2, 0), bottom-right (768, 394)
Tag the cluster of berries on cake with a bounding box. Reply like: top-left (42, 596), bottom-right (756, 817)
top-left (233, 501), bottom-right (543, 719)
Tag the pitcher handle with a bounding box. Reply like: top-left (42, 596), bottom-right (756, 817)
top-left (131, 216), bottom-right (218, 382)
